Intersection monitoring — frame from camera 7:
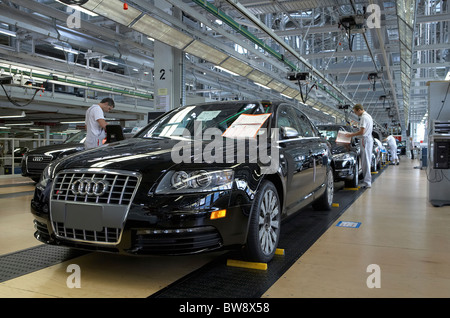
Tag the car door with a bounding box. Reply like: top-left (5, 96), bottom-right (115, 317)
top-left (292, 108), bottom-right (328, 193)
top-left (276, 104), bottom-right (314, 214)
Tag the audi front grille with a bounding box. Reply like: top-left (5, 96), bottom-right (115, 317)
top-left (51, 169), bottom-right (139, 205)
top-left (26, 155), bottom-right (53, 173)
top-left (50, 169), bottom-right (141, 245)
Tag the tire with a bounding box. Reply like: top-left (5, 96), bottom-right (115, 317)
top-left (31, 177), bottom-right (40, 183)
top-left (312, 168), bottom-right (334, 211)
top-left (243, 180), bottom-right (281, 263)
top-left (345, 160), bottom-right (358, 188)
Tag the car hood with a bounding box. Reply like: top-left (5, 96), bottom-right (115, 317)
top-left (52, 137), bottom-right (261, 175)
top-left (27, 143), bottom-right (83, 157)
top-left (51, 138), bottom-right (178, 173)
top-left (330, 143), bottom-right (352, 155)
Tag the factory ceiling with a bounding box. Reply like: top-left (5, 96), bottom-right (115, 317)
top-left (0, 0), bottom-right (448, 137)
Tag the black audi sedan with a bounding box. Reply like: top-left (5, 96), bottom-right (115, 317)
top-left (22, 126), bottom-right (129, 182)
top-left (31, 101), bottom-right (333, 263)
top-left (317, 124), bottom-right (361, 188)
top-left (22, 130), bottom-right (86, 182)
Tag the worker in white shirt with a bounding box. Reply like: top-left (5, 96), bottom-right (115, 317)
top-left (84, 97), bottom-right (115, 149)
top-left (383, 135), bottom-right (399, 165)
top-left (346, 104), bottom-right (374, 188)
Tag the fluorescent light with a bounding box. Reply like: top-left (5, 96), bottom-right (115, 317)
top-left (102, 58), bottom-right (119, 66)
top-left (67, 5), bottom-right (98, 17)
top-left (214, 65), bottom-right (239, 76)
top-left (54, 0), bottom-right (99, 16)
top-left (5, 122), bottom-right (34, 126)
top-left (53, 44), bottom-right (79, 54)
top-left (61, 121), bottom-right (85, 124)
top-left (0, 29), bottom-right (16, 37)
top-left (0, 111), bottom-right (25, 119)
top-left (280, 93), bottom-right (293, 99)
top-left (255, 82), bottom-right (271, 90)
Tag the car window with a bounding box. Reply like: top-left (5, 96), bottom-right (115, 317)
top-left (292, 108), bottom-right (315, 137)
top-left (135, 102), bottom-right (263, 139)
top-left (64, 130), bottom-right (86, 143)
top-left (276, 105), bottom-right (302, 135)
top-left (319, 129), bottom-right (338, 142)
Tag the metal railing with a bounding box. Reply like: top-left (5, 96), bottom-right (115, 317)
top-left (0, 136), bottom-right (66, 176)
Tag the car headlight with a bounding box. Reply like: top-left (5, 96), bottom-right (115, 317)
top-left (334, 153), bottom-right (354, 168)
top-left (36, 162), bottom-right (56, 190)
top-left (334, 153), bottom-right (353, 161)
top-left (155, 169), bottom-right (234, 194)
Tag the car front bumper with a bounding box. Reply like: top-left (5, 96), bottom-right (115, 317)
top-left (333, 158), bottom-right (356, 181)
top-left (31, 187), bottom-right (252, 255)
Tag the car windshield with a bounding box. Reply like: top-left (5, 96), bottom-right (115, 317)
top-left (64, 130), bottom-right (86, 144)
top-left (319, 129), bottom-right (339, 143)
top-left (135, 102), bottom-right (268, 140)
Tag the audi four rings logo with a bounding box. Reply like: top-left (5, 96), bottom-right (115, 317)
top-left (32, 157), bottom-right (44, 162)
top-left (71, 179), bottom-right (110, 196)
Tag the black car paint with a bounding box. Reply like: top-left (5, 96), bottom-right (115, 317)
top-left (31, 101), bottom-right (332, 259)
top-left (317, 124), bottom-right (361, 187)
top-left (21, 131), bottom-right (86, 182)
top-left (22, 142), bottom-right (85, 182)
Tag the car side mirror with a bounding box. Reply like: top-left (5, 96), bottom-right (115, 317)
top-left (281, 126), bottom-right (300, 139)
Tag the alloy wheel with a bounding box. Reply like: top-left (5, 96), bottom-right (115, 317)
top-left (258, 189), bottom-right (280, 256)
top-left (326, 170), bottom-right (334, 206)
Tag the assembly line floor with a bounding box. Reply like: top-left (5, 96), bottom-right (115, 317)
top-left (0, 157), bottom-right (449, 299)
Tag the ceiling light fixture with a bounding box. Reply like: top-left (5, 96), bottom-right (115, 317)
top-left (214, 65), bottom-right (239, 76)
top-left (102, 59), bottom-right (119, 65)
top-left (0, 111), bottom-right (26, 119)
top-left (0, 29), bottom-right (16, 37)
top-left (254, 82), bottom-right (271, 90)
top-left (60, 121), bottom-right (85, 124)
top-left (102, 59), bottom-right (119, 66)
top-left (53, 44), bottom-right (79, 54)
top-left (5, 122), bottom-right (34, 126)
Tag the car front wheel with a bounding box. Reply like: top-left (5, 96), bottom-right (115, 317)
top-left (312, 168), bottom-right (334, 211)
top-left (345, 160), bottom-right (358, 188)
top-left (244, 180), bottom-right (281, 263)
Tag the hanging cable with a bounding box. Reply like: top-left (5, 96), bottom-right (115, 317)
top-left (0, 83), bottom-right (43, 107)
top-left (297, 79), bottom-right (317, 103)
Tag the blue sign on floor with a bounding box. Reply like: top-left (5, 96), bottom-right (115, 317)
top-left (336, 221), bottom-right (361, 228)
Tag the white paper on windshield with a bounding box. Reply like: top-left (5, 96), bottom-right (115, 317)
top-left (197, 110), bottom-right (221, 121)
top-left (222, 113), bottom-right (272, 138)
top-left (336, 131), bottom-right (351, 144)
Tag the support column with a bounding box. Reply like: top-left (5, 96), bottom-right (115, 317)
top-left (44, 126), bottom-right (50, 146)
top-left (154, 2), bottom-right (184, 112)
